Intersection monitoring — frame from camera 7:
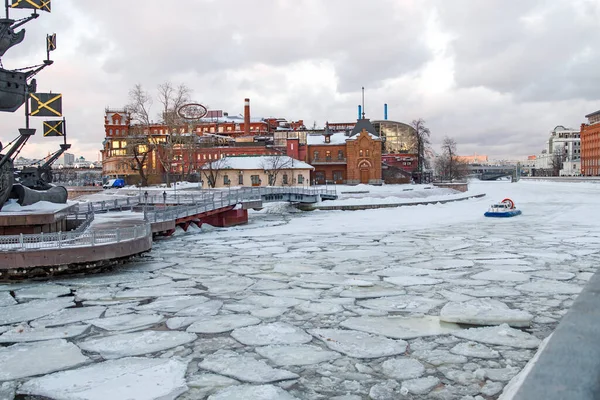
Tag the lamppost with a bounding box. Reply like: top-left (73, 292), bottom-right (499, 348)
top-left (143, 191), bottom-right (148, 221)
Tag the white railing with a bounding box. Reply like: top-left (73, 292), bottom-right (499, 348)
top-left (0, 223), bottom-right (151, 251)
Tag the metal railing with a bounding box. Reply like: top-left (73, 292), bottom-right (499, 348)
top-left (143, 187), bottom-right (336, 223)
top-left (0, 223), bottom-right (151, 251)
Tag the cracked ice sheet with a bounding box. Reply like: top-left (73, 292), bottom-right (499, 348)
top-left (78, 331), bottom-right (197, 359)
top-left (309, 329), bottom-right (407, 358)
top-left (18, 358), bottom-right (189, 400)
top-left (256, 344), bottom-right (341, 366)
top-left (208, 384), bottom-right (299, 400)
top-left (0, 297), bottom-right (74, 326)
top-left (30, 306), bottom-right (106, 328)
top-left (340, 316), bottom-right (462, 339)
top-left (440, 299), bottom-right (533, 327)
top-left (199, 350), bottom-right (298, 383)
top-left (0, 292), bottom-right (16, 307)
top-left (88, 313), bottom-right (164, 331)
top-left (453, 323), bottom-right (541, 349)
top-left (14, 284), bottom-right (72, 300)
top-left (0, 339), bottom-right (89, 380)
top-left (231, 322), bottom-right (312, 346)
top-left (0, 324), bottom-right (90, 343)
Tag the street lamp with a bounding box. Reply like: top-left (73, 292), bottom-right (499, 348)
top-left (143, 191), bottom-right (148, 220)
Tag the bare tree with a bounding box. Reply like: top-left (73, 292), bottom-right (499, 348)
top-left (260, 155), bottom-right (293, 186)
top-left (127, 84), bottom-right (152, 126)
top-left (155, 82), bottom-right (193, 186)
top-left (122, 127), bottom-right (154, 187)
top-left (201, 155), bottom-right (229, 188)
top-left (435, 136), bottom-right (468, 181)
top-left (410, 119), bottom-right (431, 173)
top-left (550, 148), bottom-right (565, 176)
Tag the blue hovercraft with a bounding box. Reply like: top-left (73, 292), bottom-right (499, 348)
top-left (484, 198), bottom-right (522, 218)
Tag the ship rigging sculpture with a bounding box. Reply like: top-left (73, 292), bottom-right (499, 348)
top-left (0, 0), bottom-right (70, 209)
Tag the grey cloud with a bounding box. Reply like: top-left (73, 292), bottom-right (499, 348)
top-left (434, 0), bottom-right (600, 102)
top-left (69, 0), bottom-right (432, 92)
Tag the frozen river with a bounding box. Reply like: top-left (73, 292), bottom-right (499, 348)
top-left (1, 180), bottom-right (600, 399)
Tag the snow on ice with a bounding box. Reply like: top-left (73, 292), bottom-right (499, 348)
top-left (1, 181), bottom-right (599, 398)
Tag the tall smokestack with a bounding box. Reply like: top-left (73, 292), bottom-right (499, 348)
top-left (384, 103), bottom-right (388, 120)
top-left (244, 98), bottom-right (250, 135)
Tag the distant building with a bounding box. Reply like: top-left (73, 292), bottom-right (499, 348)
top-left (456, 154), bottom-right (489, 164)
top-left (101, 99), bottom-right (301, 185)
top-left (581, 110), bottom-right (600, 176)
top-left (201, 155), bottom-right (313, 188)
top-left (304, 119), bottom-right (383, 185)
top-left (529, 126), bottom-right (581, 176)
top-left (62, 152), bottom-right (74, 166)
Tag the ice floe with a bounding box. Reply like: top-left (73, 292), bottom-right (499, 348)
top-left (0, 292), bottom-right (15, 307)
top-left (453, 323), bottom-right (541, 349)
top-left (30, 306), bottom-right (106, 328)
top-left (383, 276), bottom-right (443, 286)
top-left (187, 315), bottom-right (261, 334)
top-left (176, 300), bottom-right (223, 316)
top-left (339, 286), bottom-right (405, 299)
top-left (340, 316), bottom-right (461, 339)
top-left (89, 313), bottom-right (164, 331)
top-left (440, 299), bottom-right (533, 327)
top-left (0, 324), bottom-right (90, 343)
top-left (135, 295), bottom-right (208, 313)
top-left (412, 348), bottom-right (468, 366)
top-left (450, 341), bottom-right (500, 359)
top-left (0, 297), bottom-right (73, 325)
top-left (470, 270), bottom-right (530, 282)
top-left (296, 301), bottom-right (344, 314)
top-left (231, 322), bottom-right (312, 346)
top-left (255, 344), bottom-right (341, 366)
top-left (78, 331), bottom-right (197, 359)
top-left (381, 358), bottom-right (425, 380)
top-left (208, 384), bottom-right (299, 400)
top-left (14, 284), bottom-right (72, 300)
top-left (357, 295), bottom-right (444, 313)
top-left (0, 339), bottom-right (89, 380)
top-left (516, 280), bottom-right (582, 294)
top-left (18, 357), bottom-right (188, 400)
top-left (199, 350), bottom-right (299, 383)
top-left (309, 329), bottom-right (407, 358)
top-left (401, 376), bottom-right (440, 395)
top-left (245, 295), bottom-right (303, 308)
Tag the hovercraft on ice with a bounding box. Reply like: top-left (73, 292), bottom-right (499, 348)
top-left (484, 198), bottom-right (522, 218)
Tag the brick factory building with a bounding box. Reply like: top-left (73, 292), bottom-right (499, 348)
top-left (101, 99), bottom-right (301, 186)
top-left (581, 109), bottom-right (600, 176)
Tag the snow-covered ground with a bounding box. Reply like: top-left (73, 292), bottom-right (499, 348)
top-left (1, 180), bottom-right (600, 399)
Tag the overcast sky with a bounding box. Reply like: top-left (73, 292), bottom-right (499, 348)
top-left (3, 0), bottom-right (599, 162)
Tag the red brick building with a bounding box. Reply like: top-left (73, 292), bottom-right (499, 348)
top-left (581, 109), bottom-right (600, 176)
top-left (304, 119), bottom-right (383, 185)
top-left (101, 98), bottom-right (296, 185)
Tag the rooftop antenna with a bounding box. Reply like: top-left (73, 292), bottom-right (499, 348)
top-left (361, 87), bottom-right (365, 119)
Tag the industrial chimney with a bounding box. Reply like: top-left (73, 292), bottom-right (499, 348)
top-left (244, 98), bottom-right (250, 135)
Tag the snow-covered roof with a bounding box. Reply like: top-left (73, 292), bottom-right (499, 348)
top-left (198, 115), bottom-right (267, 124)
top-left (203, 156), bottom-right (314, 170)
top-left (306, 132), bottom-right (349, 145)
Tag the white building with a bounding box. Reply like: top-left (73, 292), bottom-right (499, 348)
top-left (201, 155), bottom-right (313, 188)
top-left (531, 126), bottom-right (581, 176)
top-left (61, 152), bottom-right (75, 166)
